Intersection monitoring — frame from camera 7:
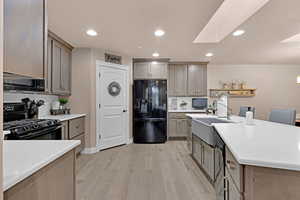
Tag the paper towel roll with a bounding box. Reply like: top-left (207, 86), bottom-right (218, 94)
top-left (246, 111), bottom-right (254, 125)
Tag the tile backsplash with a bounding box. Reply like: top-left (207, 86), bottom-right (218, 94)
top-left (168, 97), bottom-right (208, 110)
top-left (4, 92), bottom-right (59, 117)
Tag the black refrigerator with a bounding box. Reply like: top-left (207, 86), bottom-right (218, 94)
top-left (133, 80), bottom-right (167, 143)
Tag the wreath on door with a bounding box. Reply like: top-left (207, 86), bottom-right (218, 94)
top-left (108, 81), bottom-right (121, 96)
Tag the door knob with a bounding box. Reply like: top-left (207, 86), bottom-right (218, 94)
top-left (123, 109), bottom-right (128, 113)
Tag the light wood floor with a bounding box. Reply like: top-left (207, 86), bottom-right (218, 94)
top-left (76, 141), bottom-right (216, 200)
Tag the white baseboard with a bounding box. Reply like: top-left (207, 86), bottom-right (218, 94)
top-left (81, 146), bottom-right (101, 154)
top-left (127, 137), bottom-right (133, 144)
top-left (82, 138), bottom-right (133, 155)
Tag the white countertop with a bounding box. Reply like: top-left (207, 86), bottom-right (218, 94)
top-left (3, 140), bottom-right (80, 191)
top-left (39, 114), bottom-right (86, 122)
top-left (168, 109), bottom-right (206, 113)
top-left (187, 114), bottom-right (300, 171)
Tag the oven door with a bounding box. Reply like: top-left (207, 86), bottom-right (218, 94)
top-left (16, 126), bottom-right (62, 140)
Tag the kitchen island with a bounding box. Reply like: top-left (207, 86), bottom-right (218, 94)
top-left (3, 140), bottom-right (80, 200)
top-left (187, 114), bottom-right (300, 200)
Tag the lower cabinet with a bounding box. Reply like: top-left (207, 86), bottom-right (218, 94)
top-left (202, 142), bottom-right (215, 180)
top-left (225, 168), bottom-right (242, 200)
top-left (192, 135), bottom-right (202, 164)
top-left (62, 117), bottom-right (85, 155)
top-left (192, 134), bottom-right (215, 182)
top-left (4, 150), bottom-right (76, 200)
top-left (168, 115), bottom-right (188, 138)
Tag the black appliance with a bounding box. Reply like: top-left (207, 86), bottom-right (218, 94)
top-left (4, 102), bottom-right (62, 140)
top-left (4, 73), bottom-right (45, 92)
top-left (133, 80), bottom-right (167, 143)
top-left (192, 98), bottom-right (208, 110)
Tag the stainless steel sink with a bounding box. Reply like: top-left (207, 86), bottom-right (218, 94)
top-left (192, 118), bottom-right (232, 146)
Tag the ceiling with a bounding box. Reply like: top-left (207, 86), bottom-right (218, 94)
top-left (48, 0), bottom-right (300, 64)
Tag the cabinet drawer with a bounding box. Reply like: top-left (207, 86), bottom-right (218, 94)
top-left (69, 117), bottom-right (85, 139)
top-left (72, 134), bottom-right (85, 155)
top-left (169, 113), bottom-right (187, 119)
top-left (226, 147), bottom-right (243, 192)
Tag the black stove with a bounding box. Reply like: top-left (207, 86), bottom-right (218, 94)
top-left (4, 102), bottom-right (62, 140)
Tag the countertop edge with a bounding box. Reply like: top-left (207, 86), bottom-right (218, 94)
top-left (3, 140), bottom-right (80, 191)
top-left (40, 114), bottom-right (87, 122)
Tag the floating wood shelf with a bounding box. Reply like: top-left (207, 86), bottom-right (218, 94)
top-left (209, 88), bottom-right (256, 98)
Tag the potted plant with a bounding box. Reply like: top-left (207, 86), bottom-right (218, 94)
top-left (58, 98), bottom-right (68, 109)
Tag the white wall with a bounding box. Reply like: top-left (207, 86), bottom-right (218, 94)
top-left (208, 64), bottom-right (300, 120)
top-left (70, 48), bottom-right (133, 148)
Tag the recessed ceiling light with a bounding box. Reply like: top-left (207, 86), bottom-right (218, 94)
top-left (233, 30), bottom-right (245, 36)
top-left (86, 29), bottom-right (98, 36)
top-left (154, 30), bottom-right (165, 37)
top-left (152, 52), bottom-right (159, 57)
top-left (152, 61), bottom-right (158, 64)
top-left (206, 53), bottom-right (214, 57)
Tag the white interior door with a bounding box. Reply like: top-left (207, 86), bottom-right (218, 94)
top-left (97, 63), bottom-right (128, 150)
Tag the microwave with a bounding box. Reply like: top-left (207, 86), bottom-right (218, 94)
top-left (192, 98), bottom-right (208, 110)
top-left (4, 73), bottom-right (45, 92)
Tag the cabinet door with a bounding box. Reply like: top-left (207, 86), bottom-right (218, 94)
top-left (168, 65), bottom-right (175, 96)
top-left (51, 40), bottom-right (71, 95)
top-left (187, 118), bottom-right (192, 152)
top-left (202, 142), bottom-right (215, 180)
top-left (150, 63), bottom-right (168, 79)
top-left (168, 119), bottom-right (178, 137)
top-left (187, 64), bottom-right (207, 96)
top-left (52, 40), bottom-right (63, 94)
top-left (61, 121), bottom-right (69, 140)
top-left (177, 119), bottom-right (188, 137)
top-left (226, 168), bottom-right (242, 200)
top-left (45, 38), bottom-right (52, 93)
top-left (60, 47), bottom-right (71, 94)
top-left (192, 135), bottom-right (203, 166)
top-left (134, 63), bottom-right (150, 79)
top-left (174, 65), bottom-right (188, 96)
top-left (4, 0), bottom-right (45, 79)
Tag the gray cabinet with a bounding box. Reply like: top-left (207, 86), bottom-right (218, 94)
top-left (225, 168), bottom-right (242, 200)
top-left (187, 64), bottom-right (207, 96)
top-left (133, 63), bottom-right (149, 79)
top-left (168, 64), bottom-right (188, 96)
top-left (4, 0), bottom-right (46, 79)
top-left (61, 121), bottom-right (69, 140)
top-left (134, 62), bottom-right (168, 79)
top-left (192, 135), bottom-right (203, 164)
top-left (49, 36), bottom-right (72, 95)
top-left (202, 142), bottom-right (215, 180)
top-left (168, 119), bottom-right (188, 137)
top-left (61, 117), bottom-right (86, 155)
top-left (150, 63), bottom-right (168, 79)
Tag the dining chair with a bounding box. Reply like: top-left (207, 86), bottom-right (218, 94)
top-left (239, 106), bottom-right (255, 117)
top-left (269, 109), bottom-right (296, 125)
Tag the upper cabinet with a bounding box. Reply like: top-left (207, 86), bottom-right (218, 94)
top-left (134, 62), bottom-right (168, 80)
top-left (4, 0), bottom-right (46, 79)
top-left (168, 64), bottom-right (188, 96)
top-left (47, 31), bottom-right (73, 96)
top-left (168, 63), bottom-right (207, 97)
top-left (187, 64), bottom-right (207, 96)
